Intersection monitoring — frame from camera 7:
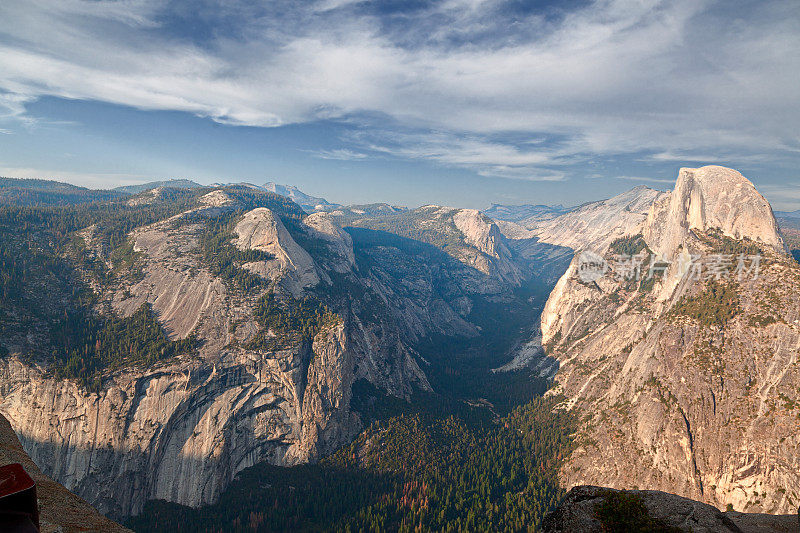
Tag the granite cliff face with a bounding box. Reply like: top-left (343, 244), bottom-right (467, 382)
top-left (644, 166), bottom-right (784, 257)
top-left (494, 186), bottom-right (669, 291)
top-left (233, 207), bottom-right (320, 294)
top-left (539, 166), bottom-right (800, 514)
top-left (0, 412), bottom-right (130, 533)
top-left (0, 187), bottom-right (534, 518)
top-left (493, 185), bottom-right (670, 370)
top-left (514, 186), bottom-right (667, 253)
top-left (450, 208), bottom-right (523, 285)
top-left (337, 204), bottom-right (526, 288)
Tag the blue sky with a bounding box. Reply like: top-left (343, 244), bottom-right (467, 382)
top-left (0, 0), bottom-right (798, 209)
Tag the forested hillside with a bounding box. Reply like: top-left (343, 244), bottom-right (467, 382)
top-left (343, 206), bottom-right (469, 252)
top-left (0, 175), bottom-right (578, 521)
top-left (127, 390), bottom-right (575, 533)
top-left (0, 176), bottom-right (126, 206)
top-left (0, 182), bottom-right (303, 388)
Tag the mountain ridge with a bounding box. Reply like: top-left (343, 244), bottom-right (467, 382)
top-left (483, 203), bottom-right (571, 223)
top-left (496, 185), bottom-right (667, 254)
top-left (537, 165), bottom-right (800, 514)
top-left (0, 167), bottom-right (796, 525)
top-left (113, 179), bottom-right (203, 194)
top-left (0, 183), bottom-right (549, 518)
top-left (263, 181), bottom-right (341, 213)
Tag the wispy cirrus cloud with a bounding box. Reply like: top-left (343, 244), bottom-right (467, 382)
top-left (0, 0), bottom-right (798, 181)
top-left (615, 175), bottom-right (674, 185)
top-left (0, 91), bottom-right (36, 126)
top-left (309, 148), bottom-right (368, 161)
top-left (645, 151), bottom-right (777, 164)
top-left (757, 182), bottom-right (800, 211)
top-left (353, 129), bottom-right (571, 180)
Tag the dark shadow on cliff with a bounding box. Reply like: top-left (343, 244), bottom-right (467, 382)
top-left (11, 359), bottom-right (286, 523)
top-left (124, 462), bottom-right (400, 532)
top-left (0, 414), bottom-right (130, 532)
top-left (345, 227), bottom-right (570, 416)
top-left (506, 235), bottom-right (574, 285)
top-left (125, 394), bottom-right (576, 533)
top-left (11, 430), bottom-right (228, 522)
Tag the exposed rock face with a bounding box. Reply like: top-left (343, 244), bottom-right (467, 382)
top-left (498, 186), bottom-right (667, 357)
top-left (539, 166), bottom-right (800, 514)
top-left (234, 207), bottom-right (320, 294)
top-left (519, 186), bottom-right (667, 253)
top-left (0, 191), bottom-right (529, 518)
top-left (337, 204), bottom-right (530, 291)
top-left (451, 208), bottom-right (523, 285)
top-left (117, 217), bottom-right (227, 339)
top-left (491, 221), bottom-right (574, 287)
top-left (644, 166), bottom-right (784, 258)
top-left (303, 212), bottom-right (356, 272)
top-left (0, 333), bottom-right (359, 518)
top-left (198, 189), bottom-right (233, 207)
top-left (483, 203), bottom-right (569, 224)
top-left (542, 485), bottom-right (799, 533)
top-left (0, 413), bottom-right (130, 533)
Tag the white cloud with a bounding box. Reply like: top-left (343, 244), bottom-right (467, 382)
top-left (352, 129), bottom-right (571, 180)
top-left (0, 0), bottom-right (798, 178)
top-left (757, 182), bottom-right (800, 211)
top-left (646, 152), bottom-right (773, 164)
top-left (310, 148), bottom-right (368, 160)
top-left (476, 166), bottom-right (566, 182)
top-left (0, 91), bottom-right (36, 126)
top-left (615, 175), bottom-right (674, 184)
top-left (313, 0), bottom-right (364, 13)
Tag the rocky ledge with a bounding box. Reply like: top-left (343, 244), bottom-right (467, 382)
top-left (543, 486), bottom-right (799, 533)
top-left (0, 413), bottom-right (130, 533)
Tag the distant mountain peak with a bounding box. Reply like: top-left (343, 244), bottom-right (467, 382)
top-left (504, 186), bottom-right (667, 253)
top-left (263, 181), bottom-right (340, 213)
top-left (483, 203), bottom-right (570, 224)
top-left (536, 166), bottom-right (800, 514)
top-left (113, 179), bottom-right (202, 195)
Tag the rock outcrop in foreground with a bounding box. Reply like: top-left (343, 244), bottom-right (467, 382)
top-left (541, 166), bottom-right (800, 514)
top-left (543, 486), bottom-right (798, 533)
top-left (0, 413), bottom-right (130, 533)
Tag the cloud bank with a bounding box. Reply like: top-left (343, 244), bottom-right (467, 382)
top-left (0, 0), bottom-right (798, 180)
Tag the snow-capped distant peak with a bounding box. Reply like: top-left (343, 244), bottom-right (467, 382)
top-left (263, 181), bottom-right (341, 213)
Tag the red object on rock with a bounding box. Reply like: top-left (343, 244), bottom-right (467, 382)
top-left (0, 463), bottom-right (39, 532)
top-left (0, 463), bottom-right (35, 496)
